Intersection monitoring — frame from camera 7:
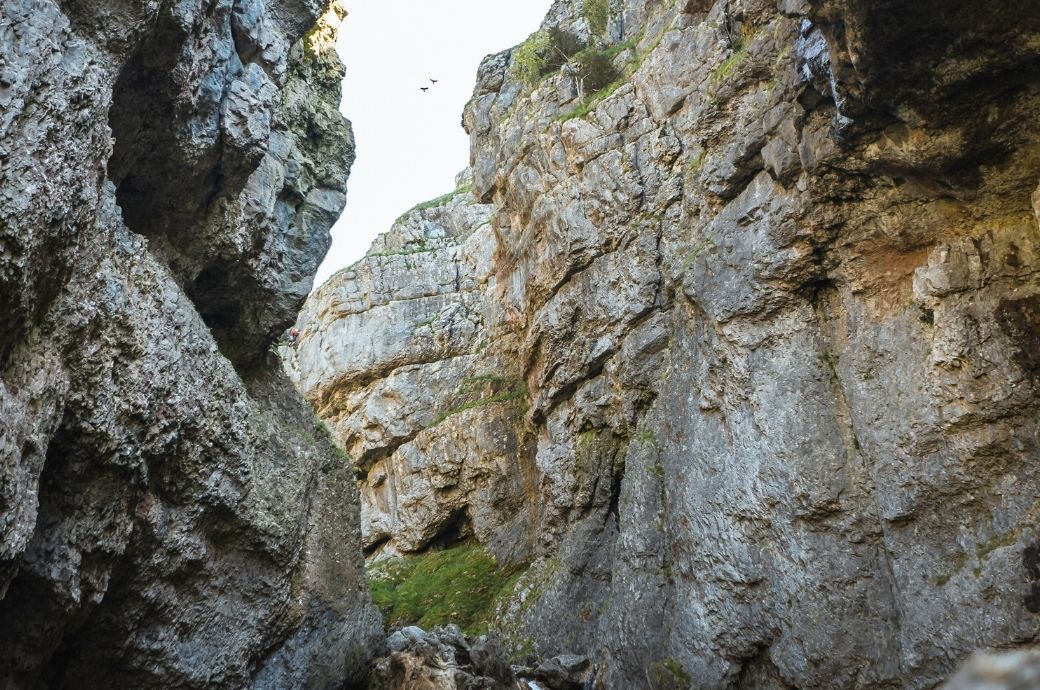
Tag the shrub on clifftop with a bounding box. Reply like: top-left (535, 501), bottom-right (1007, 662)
top-left (513, 27), bottom-right (585, 84)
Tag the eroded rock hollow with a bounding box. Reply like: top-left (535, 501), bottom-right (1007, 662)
top-left (1, 0), bottom-right (380, 686)
top-left (289, 0), bottom-right (1040, 688)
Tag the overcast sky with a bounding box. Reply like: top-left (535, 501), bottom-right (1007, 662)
top-left (313, 1), bottom-right (551, 287)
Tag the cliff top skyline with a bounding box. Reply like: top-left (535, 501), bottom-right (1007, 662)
top-left (316, 0), bottom-right (551, 286)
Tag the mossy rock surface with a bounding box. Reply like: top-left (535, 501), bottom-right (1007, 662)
top-left (368, 542), bottom-right (525, 636)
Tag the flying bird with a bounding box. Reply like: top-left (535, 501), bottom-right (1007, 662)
top-left (420, 87), bottom-right (429, 92)
top-left (430, 78), bottom-right (438, 84)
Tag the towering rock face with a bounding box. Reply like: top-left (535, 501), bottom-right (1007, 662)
top-left (287, 176), bottom-right (540, 564)
top-left (0, 0), bottom-right (381, 686)
top-left (293, 0), bottom-right (1040, 688)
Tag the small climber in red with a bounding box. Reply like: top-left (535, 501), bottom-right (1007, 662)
top-left (288, 327), bottom-right (300, 346)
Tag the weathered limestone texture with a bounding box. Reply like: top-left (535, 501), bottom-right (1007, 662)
top-left (286, 175), bottom-right (540, 565)
top-left (294, 0), bottom-right (1040, 687)
top-left (0, 0), bottom-right (381, 686)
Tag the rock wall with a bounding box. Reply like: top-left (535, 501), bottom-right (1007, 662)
top-left (286, 174), bottom-right (540, 565)
top-left (0, 0), bottom-right (381, 686)
top-left (293, 0), bottom-right (1040, 688)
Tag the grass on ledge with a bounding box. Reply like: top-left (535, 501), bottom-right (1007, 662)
top-left (429, 377), bottom-right (528, 428)
top-left (368, 542), bottom-right (524, 635)
top-left (393, 182), bottom-right (472, 226)
top-left (555, 78), bottom-right (626, 122)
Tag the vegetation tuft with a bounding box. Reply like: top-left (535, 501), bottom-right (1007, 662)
top-left (392, 180), bottom-right (474, 226)
top-left (710, 46), bottom-right (748, 87)
top-left (573, 46), bottom-right (621, 93)
top-left (513, 27), bottom-right (586, 84)
top-left (709, 24), bottom-right (760, 93)
top-left (368, 542), bottom-right (525, 635)
top-left (555, 79), bottom-right (624, 122)
top-left (583, 0), bottom-right (609, 36)
top-left (430, 376), bottom-right (528, 427)
top-left (394, 192), bottom-right (454, 226)
top-left (648, 657), bottom-right (693, 689)
top-left (673, 238), bottom-right (713, 275)
top-left (553, 45), bottom-right (623, 122)
top-left (367, 241), bottom-right (431, 260)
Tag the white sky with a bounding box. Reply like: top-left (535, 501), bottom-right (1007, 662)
top-left (314, 1), bottom-right (552, 287)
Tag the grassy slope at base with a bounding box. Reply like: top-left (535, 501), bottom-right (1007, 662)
top-left (368, 542), bottom-right (526, 636)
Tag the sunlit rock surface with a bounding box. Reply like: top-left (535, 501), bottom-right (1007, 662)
top-left (941, 650), bottom-right (1040, 690)
top-left (0, 0), bottom-right (381, 686)
top-left (286, 175), bottom-right (540, 564)
top-left (295, 0), bottom-right (1040, 687)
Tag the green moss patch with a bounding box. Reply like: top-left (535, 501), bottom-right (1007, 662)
top-left (393, 192), bottom-right (454, 226)
top-left (710, 46), bottom-right (748, 88)
top-left (392, 181), bottom-right (474, 226)
top-left (430, 376), bottom-right (528, 428)
top-left (366, 241), bottom-right (433, 260)
top-left (648, 658), bottom-right (693, 689)
top-left (368, 543), bottom-right (525, 635)
top-left (556, 78), bottom-right (625, 122)
top-left (513, 27), bottom-right (586, 85)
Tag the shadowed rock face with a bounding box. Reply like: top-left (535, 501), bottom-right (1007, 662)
top-left (0, 0), bottom-right (381, 687)
top-left (292, 0), bottom-right (1040, 687)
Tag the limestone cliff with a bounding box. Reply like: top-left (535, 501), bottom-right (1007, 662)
top-left (286, 173), bottom-right (541, 565)
top-left (292, 0), bottom-right (1040, 688)
top-left (0, 0), bottom-right (381, 686)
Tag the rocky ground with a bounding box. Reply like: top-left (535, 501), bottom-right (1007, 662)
top-left (940, 650), bottom-right (1040, 690)
top-left (368, 625), bottom-right (595, 690)
top-left (291, 0), bottom-right (1040, 688)
top-left (367, 626), bottom-right (1040, 690)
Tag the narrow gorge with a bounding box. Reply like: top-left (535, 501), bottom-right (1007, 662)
top-left (3, 0), bottom-right (1040, 688)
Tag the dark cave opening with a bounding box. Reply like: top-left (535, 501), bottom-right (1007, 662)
top-left (428, 509), bottom-right (474, 550)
